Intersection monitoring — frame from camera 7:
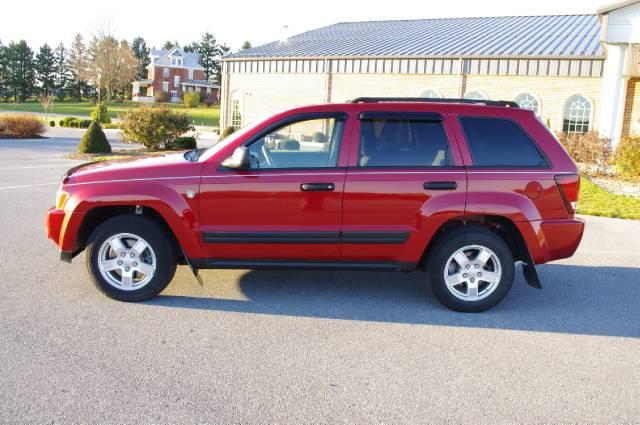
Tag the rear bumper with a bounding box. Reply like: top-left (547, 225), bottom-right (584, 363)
top-left (517, 218), bottom-right (585, 264)
top-left (45, 207), bottom-right (86, 260)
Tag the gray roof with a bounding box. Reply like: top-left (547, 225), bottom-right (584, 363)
top-left (150, 47), bottom-right (204, 69)
top-left (226, 15), bottom-right (604, 59)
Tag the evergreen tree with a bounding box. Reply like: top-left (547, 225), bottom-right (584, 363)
top-left (35, 43), bottom-right (56, 96)
top-left (241, 41), bottom-right (252, 50)
top-left (6, 40), bottom-right (35, 101)
top-left (68, 34), bottom-right (90, 100)
top-left (196, 32), bottom-right (227, 83)
top-left (53, 43), bottom-right (70, 100)
top-left (77, 121), bottom-right (111, 154)
top-left (0, 40), bottom-right (7, 100)
top-left (162, 40), bottom-right (177, 50)
top-left (130, 37), bottom-right (150, 80)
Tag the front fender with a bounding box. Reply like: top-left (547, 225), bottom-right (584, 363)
top-left (63, 179), bottom-right (202, 258)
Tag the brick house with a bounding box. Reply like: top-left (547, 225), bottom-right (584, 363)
top-left (220, 0), bottom-right (640, 144)
top-left (132, 47), bottom-right (219, 102)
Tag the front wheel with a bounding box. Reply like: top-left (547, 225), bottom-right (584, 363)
top-left (85, 215), bottom-right (177, 302)
top-left (426, 227), bottom-right (514, 312)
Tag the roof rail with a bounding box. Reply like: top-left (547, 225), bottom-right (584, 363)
top-left (348, 97), bottom-right (519, 108)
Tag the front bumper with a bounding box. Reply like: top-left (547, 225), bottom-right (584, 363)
top-left (45, 207), bottom-right (86, 261)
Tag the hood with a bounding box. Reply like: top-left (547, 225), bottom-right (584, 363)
top-left (65, 152), bottom-right (201, 184)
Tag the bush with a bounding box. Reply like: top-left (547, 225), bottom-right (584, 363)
top-left (557, 131), bottom-right (611, 173)
top-left (154, 91), bottom-right (170, 103)
top-left (166, 136), bottom-right (197, 150)
top-left (203, 94), bottom-right (217, 108)
top-left (120, 106), bottom-right (194, 150)
top-left (59, 119), bottom-right (65, 127)
top-left (279, 139), bottom-right (300, 150)
top-left (183, 92), bottom-right (200, 108)
top-left (60, 116), bottom-right (74, 127)
top-left (49, 120), bottom-right (56, 127)
top-left (0, 114), bottom-right (45, 138)
top-left (90, 103), bottom-right (111, 124)
top-left (613, 136), bottom-right (640, 179)
top-left (74, 119), bottom-right (92, 129)
top-left (69, 120), bottom-right (78, 128)
top-left (102, 122), bottom-right (121, 130)
top-left (77, 121), bottom-right (111, 153)
top-left (221, 126), bottom-right (236, 139)
top-left (312, 132), bottom-right (327, 143)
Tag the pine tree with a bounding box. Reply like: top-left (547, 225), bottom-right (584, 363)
top-left (6, 40), bottom-right (35, 102)
top-left (241, 41), bottom-right (252, 50)
top-left (0, 40), bottom-right (7, 100)
top-left (53, 43), bottom-right (70, 100)
top-left (68, 34), bottom-right (90, 100)
top-left (77, 121), bottom-right (111, 153)
top-left (35, 44), bottom-right (56, 96)
top-left (130, 37), bottom-right (150, 80)
top-left (196, 32), bottom-right (227, 83)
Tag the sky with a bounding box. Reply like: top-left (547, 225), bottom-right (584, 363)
top-left (1, 0), bottom-right (607, 52)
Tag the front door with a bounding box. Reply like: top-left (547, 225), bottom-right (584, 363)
top-left (198, 113), bottom-right (350, 263)
top-left (342, 111), bottom-right (467, 266)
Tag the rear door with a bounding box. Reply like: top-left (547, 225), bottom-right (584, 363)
top-left (341, 110), bottom-right (467, 266)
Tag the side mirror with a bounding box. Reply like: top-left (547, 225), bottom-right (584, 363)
top-left (221, 147), bottom-right (251, 170)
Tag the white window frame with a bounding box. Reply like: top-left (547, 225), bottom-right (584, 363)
top-left (174, 75), bottom-right (180, 88)
top-left (162, 81), bottom-right (169, 92)
top-left (420, 89), bottom-right (444, 99)
top-left (514, 93), bottom-right (541, 115)
top-left (562, 94), bottom-right (593, 134)
top-left (463, 91), bottom-right (488, 100)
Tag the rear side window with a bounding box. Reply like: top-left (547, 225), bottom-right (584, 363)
top-left (359, 114), bottom-right (451, 167)
top-left (459, 117), bottom-right (548, 167)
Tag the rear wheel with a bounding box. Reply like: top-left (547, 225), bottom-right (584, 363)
top-left (85, 215), bottom-right (177, 302)
top-left (426, 227), bottom-right (514, 312)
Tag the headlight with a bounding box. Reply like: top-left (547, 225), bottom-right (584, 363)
top-left (56, 188), bottom-right (69, 210)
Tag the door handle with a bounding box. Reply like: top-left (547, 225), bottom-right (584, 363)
top-left (300, 183), bottom-right (335, 192)
top-left (424, 181), bottom-right (457, 190)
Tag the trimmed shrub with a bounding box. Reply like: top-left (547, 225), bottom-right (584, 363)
top-left (183, 92), bottom-right (200, 108)
top-left (221, 126), bottom-right (236, 139)
top-left (59, 119), bottom-right (65, 127)
top-left (120, 106), bottom-right (194, 150)
top-left (312, 131), bottom-right (327, 143)
top-left (77, 121), bottom-right (111, 153)
top-left (557, 131), bottom-right (611, 173)
top-left (154, 91), bottom-right (170, 103)
top-left (279, 139), bottom-right (300, 150)
top-left (69, 120), bottom-right (78, 128)
top-left (90, 103), bottom-right (111, 124)
top-left (0, 114), bottom-right (45, 138)
top-left (166, 136), bottom-right (197, 150)
top-left (102, 122), bottom-right (121, 130)
top-left (613, 136), bottom-right (640, 179)
top-left (49, 120), bottom-right (56, 127)
top-left (73, 119), bottom-right (92, 129)
top-left (203, 94), bottom-right (217, 108)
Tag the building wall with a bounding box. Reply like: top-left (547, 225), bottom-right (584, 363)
top-left (622, 77), bottom-right (640, 137)
top-left (223, 70), bottom-right (603, 134)
top-left (151, 66), bottom-right (205, 97)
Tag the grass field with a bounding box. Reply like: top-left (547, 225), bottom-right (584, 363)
top-left (577, 178), bottom-right (640, 220)
top-left (0, 100), bottom-right (220, 127)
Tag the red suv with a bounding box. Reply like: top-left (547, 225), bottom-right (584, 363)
top-left (45, 98), bottom-right (584, 312)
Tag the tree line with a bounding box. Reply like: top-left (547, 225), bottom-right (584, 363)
top-left (0, 32), bottom-right (239, 103)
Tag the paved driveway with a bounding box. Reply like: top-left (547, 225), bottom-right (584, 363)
top-left (0, 136), bottom-right (639, 423)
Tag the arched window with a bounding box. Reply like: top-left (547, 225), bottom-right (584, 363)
top-left (514, 93), bottom-right (540, 114)
top-left (230, 90), bottom-right (243, 129)
top-left (563, 95), bottom-right (592, 134)
top-left (420, 89), bottom-right (443, 99)
top-left (464, 91), bottom-right (487, 100)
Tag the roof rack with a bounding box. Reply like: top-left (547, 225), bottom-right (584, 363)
top-left (348, 97), bottom-right (519, 108)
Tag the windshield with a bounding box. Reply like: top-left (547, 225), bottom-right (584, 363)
top-left (198, 112), bottom-right (276, 162)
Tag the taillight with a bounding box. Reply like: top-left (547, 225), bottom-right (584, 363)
top-left (554, 174), bottom-right (580, 214)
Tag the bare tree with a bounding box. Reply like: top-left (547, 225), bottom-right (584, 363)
top-left (38, 93), bottom-right (54, 123)
top-left (115, 40), bottom-right (139, 100)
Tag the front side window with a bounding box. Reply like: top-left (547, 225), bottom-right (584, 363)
top-left (163, 68), bottom-right (169, 78)
top-left (464, 91), bottom-right (487, 100)
top-left (514, 93), bottom-right (540, 115)
top-left (247, 117), bottom-right (344, 169)
top-left (563, 95), bottom-right (592, 134)
top-left (459, 116), bottom-right (548, 167)
top-left (174, 75), bottom-right (180, 88)
top-left (358, 114), bottom-right (451, 167)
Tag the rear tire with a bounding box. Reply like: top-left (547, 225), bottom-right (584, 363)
top-left (85, 215), bottom-right (177, 302)
top-left (426, 227), bottom-right (514, 312)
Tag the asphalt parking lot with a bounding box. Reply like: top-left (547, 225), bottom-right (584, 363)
top-left (1, 133), bottom-right (639, 423)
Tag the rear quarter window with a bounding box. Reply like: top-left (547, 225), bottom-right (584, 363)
top-left (459, 116), bottom-right (549, 167)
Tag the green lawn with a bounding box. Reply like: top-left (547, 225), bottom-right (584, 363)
top-left (0, 100), bottom-right (219, 127)
top-left (577, 178), bottom-right (640, 220)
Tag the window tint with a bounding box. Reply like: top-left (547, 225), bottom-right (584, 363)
top-left (248, 117), bottom-right (344, 169)
top-left (358, 117), bottom-right (451, 167)
top-left (459, 117), bottom-right (548, 167)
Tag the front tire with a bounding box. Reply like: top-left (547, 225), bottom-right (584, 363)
top-left (85, 215), bottom-right (177, 302)
top-left (426, 227), bottom-right (514, 312)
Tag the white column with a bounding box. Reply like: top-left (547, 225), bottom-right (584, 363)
top-left (598, 43), bottom-right (628, 143)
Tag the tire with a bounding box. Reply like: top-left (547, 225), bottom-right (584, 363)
top-left (426, 227), bottom-right (514, 312)
top-left (85, 215), bottom-right (177, 302)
